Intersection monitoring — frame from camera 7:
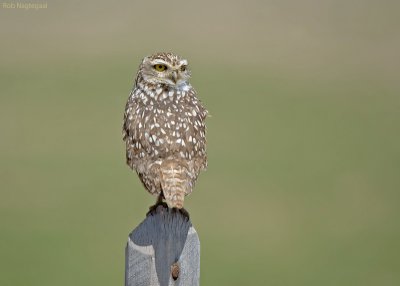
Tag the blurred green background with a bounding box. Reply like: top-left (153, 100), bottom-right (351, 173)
top-left (1, 1), bottom-right (399, 285)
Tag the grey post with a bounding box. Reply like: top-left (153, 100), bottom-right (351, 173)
top-left (125, 205), bottom-right (200, 286)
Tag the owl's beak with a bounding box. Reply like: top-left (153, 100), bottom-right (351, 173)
top-left (171, 71), bottom-right (178, 84)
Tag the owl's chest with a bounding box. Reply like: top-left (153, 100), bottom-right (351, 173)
top-left (136, 88), bottom-right (194, 123)
top-left (133, 88), bottom-right (199, 153)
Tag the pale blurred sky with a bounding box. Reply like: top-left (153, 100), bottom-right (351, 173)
top-left (1, 0), bottom-right (399, 82)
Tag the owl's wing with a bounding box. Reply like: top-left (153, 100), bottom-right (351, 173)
top-left (122, 96), bottom-right (133, 141)
top-left (123, 92), bottom-right (142, 168)
top-left (184, 89), bottom-right (209, 174)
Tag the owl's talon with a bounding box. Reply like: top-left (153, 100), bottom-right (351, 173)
top-left (146, 201), bottom-right (168, 217)
top-left (173, 207), bottom-right (190, 221)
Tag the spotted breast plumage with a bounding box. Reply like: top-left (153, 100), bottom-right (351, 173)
top-left (123, 52), bottom-right (208, 209)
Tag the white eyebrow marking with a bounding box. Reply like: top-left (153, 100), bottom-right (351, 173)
top-left (152, 60), bottom-right (169, 65)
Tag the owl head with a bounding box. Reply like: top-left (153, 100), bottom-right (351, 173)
top-left (138, 52), bottom-right (191, 87)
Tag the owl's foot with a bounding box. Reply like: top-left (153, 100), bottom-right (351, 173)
top-left (146, 201), bottom-right (168, 217)
top-left (172, 207), bottom-right (190, 221)
top-left (146, 203), bottom-right (190, 220)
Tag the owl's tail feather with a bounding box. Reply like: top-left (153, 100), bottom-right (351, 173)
top-left (160, 160), bottom-right (190, 209)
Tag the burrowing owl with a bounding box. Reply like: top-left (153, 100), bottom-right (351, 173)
top-left (123, 52), bottom-right (208, 210)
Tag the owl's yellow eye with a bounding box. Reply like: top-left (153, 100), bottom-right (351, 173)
top-left (180, 65), bottom-right (187, 72)
top-left (154, 64), bottom-right (167, 72)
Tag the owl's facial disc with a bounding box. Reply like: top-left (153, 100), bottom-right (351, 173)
top-left (143, 57), bottom-right (190, 87)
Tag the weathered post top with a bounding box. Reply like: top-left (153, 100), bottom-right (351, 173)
top-left (125, 205), bottom-right (200, 286)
